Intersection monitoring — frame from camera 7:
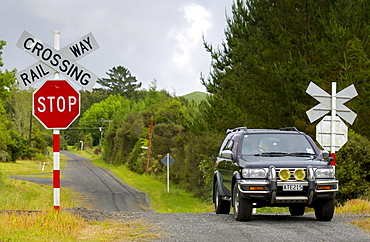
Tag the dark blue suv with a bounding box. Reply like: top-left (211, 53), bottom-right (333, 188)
top-left (213, 127), bottom-right (338, 221)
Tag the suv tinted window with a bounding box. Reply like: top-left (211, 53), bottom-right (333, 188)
top-left (241, 133), bottom-right (316, 155)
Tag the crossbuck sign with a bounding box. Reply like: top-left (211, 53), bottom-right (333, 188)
top-left (306, 82), bottom-right (358, 125)
top-left (306, 82), bottom-right (357, 153)
top-left (16, 31), bottom-right (99, 91)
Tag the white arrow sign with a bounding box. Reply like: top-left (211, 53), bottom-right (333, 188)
top-left (306, 82), bottom-right (357, 124)
top-left (16, 31), bottom-right (99, 91)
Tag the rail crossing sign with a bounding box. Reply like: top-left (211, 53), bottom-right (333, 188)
top-left (306, 82), bottom-right (358, 125)
top-left (306, 82), bottom-right (357, 153)
top-left (16, 31), bottom-right (99, 91)
top-left (33, 80), bottom-right (80, 129)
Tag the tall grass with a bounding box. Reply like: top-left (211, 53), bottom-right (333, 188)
top-left (0, 211), bottom-right (83, 241)
top-left (336, 199), bottom-right (370, 214)
top-left (0, 211), bottom-right (162, 241)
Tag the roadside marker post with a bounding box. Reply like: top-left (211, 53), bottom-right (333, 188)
top-left (161, 153), bottom-right (175, 193)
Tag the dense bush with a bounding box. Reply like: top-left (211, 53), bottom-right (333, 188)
top-left (336, 131), bottom-right (370, 204)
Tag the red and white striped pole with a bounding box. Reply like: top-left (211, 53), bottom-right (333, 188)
top-left (53, 31), bottom-right (61, 211)
top-left (330, 82), bottom-right (336, 169)
top-left (53, 129), bottom-right (60, 210)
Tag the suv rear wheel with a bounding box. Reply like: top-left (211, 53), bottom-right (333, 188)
top-left (314, 198), bottom-right (335, 221)
top-left (214, 180), bottom-right (230, 214)
top-left (233, 184), bottom-right (252, 221)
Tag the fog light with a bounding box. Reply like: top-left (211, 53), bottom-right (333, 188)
top-left (249, 186), bottom-right (264, 191)
top-left (294, 169), bottom-right (305, 181)
top-left (279, 169), bottom-right (290, 181)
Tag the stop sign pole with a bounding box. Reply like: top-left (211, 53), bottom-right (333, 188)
top-left (53, 31), bottom-right (61, 211)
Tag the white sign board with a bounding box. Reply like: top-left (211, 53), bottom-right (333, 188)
top-left (316, 116), bottom-right (348, 152)
top-left (16, 31), bottom-right (99, 91)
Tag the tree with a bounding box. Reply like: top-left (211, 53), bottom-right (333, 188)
top-left (79, 94), bottom-right (134, 145)
top-left (0, 41), bottom-right (15, 100)
top-left (0, 100), bottom-right (10, 161)
top-left (97, 66), bottom-right (142, 99)
top-left (336, 131), bottom-right (370, 203)
top-left (202, 0), bottom-right (370, 138)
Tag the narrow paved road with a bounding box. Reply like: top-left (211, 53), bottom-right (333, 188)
top-left (11, 151), bottom-right (151, 212)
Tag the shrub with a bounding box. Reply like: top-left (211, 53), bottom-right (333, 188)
top-left (336, 131), bottom-right (370, 204)
top-left (94, 147), bottom-right (101, 155)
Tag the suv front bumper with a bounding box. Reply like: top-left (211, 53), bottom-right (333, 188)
top-left (237, 178), bottom-right (339, 205)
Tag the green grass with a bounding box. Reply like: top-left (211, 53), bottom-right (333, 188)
top-left (0, 153), bottom-right (74, 210)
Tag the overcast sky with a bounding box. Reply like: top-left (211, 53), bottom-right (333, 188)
top-left (0, 0), bottom-right (233, 96)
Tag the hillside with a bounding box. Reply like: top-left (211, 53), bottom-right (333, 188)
top-left (181, 91), bottom-right (208, 103)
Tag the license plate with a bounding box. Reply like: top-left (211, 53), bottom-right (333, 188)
top-left (283, 184), bottom-right (303, 191)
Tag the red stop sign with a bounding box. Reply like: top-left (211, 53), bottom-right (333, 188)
top-left (33, 80), bottom-right (80, 129)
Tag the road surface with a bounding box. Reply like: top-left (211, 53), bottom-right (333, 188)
top-left (11, 151), bottom-right (151, 212)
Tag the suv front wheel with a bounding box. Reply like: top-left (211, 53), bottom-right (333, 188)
top-left (314, 198), bottom-right (335, 221)
top-left (214, 180), bottom-right (230, 214)
top-left (233, 184), bottom-right (252, 221)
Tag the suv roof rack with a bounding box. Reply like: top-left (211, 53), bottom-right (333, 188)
top-left (226, 126), bottom-right (248, 134)
top-left (279, 127), bottom-right (299, 132)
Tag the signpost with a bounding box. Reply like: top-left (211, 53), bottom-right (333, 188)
top-left (161, 153), bottom-right (175, 192)
top-left (306, 82), bottom-right (358, 165)
top-left (16, 30), bottom-right (99, 210)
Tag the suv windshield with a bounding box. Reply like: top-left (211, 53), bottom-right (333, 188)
top-left (241, 133), bottom-right (316, 156)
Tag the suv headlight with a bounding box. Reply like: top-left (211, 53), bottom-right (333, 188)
top-left (315, 168), bottom-right (335, 178)
top-left (242, 168), bottom-right (267, 178)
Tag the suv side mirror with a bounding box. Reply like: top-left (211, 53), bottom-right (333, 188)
top-left (322, 150), bottom-right (329, 158)
top-left (221, 150), bottom-right (233, 159)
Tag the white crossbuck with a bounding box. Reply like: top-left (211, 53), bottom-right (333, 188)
top-left (306, 82), bottom-right (358, 125)
top-left (16, 31), bottom-right (99, 91)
